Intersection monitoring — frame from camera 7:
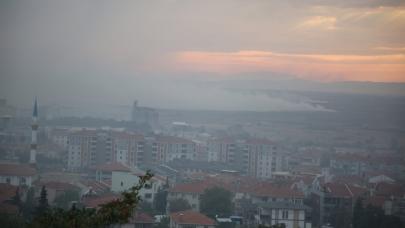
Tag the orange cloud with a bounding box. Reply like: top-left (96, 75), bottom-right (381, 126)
top-left (297, 16), bottom-right (337, 30)
top-left (171, 51), bottom-right (405, 82)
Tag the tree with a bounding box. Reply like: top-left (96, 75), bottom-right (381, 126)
top-left (11, 187), bottom-right (22, 214)
top-left (22, 187), bottom-right (35, 221)
top-left (29, 171), bottom-right (153, 228)
top-left (35, 186), bottom-right (49, 217)
top-left (0, 213), bottom-right (26, 228)
top-left (139, 201), bottom-right (157, 215)
top-left (156, 216), bottom-right (170, 228)
top-left (54, 189), bottom-right (80, 209)
top-left (200, 187), bottom-right (233, 218)
top-left (353, 198), bottom-right (364, 228)
top-left (154, 187), bottom-right (168, 214)
top-left (352, 200), bottom-right (404, 228)
top-left (258, 224), bottom-right (286, 228)
top-left (168, 198), bottom-right (191, 213)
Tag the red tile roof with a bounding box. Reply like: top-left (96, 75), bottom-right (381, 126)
top-left (323, 183), bottom-right (367, 198)
top-left (79, 180), bottom-right (110, 194)
top-left (334, 175), bottom-right (365, 186)
top-left (0, 183), bottom-right (18, 203)
top-left (375, 182), bottom-right (404, 198)
top-left (0, 183), bottom-right (20, 214)
top-left (171, 210), bottom-right (216, 226)
top-left (253, 183), bottom-right (304, 198)
top-left (130, 212), bottom-right (155, 224)
top-left (0, 163), bottom-right (37, 176)
top-left (82, 194), bottom-right (120, 209)
top-left (364, 196), bottom-right (386, 208)
top-left (169, 181), bottom-right (216, 194)
top-left (39, 181), bottom-right (79, 191)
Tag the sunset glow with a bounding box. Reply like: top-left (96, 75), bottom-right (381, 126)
top-left (173, 51), bottom-right (405, 82)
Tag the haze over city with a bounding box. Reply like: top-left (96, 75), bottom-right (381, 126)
top-left (1, 0), bottom-right (405, 113)
top-left (0, 1), bottom-right (404, 228)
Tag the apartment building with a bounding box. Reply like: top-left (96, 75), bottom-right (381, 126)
top-left (67, 130), bottom-right (147, 170)
top-left (207, 138), bottom-right (281, 179)
top-left (151, 135), bottom-right (196, 164)
top-left (67, 130), bottom-right (113, 170)
top-left (111, 131), bottom-right (145, 168)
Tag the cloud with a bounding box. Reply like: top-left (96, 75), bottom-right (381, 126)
top-left (171, 51), bottom-right (405, 82)
top-left (297, 16), bottom-right (337, 30)
top-left (374, 46), bottom-right (405, 52)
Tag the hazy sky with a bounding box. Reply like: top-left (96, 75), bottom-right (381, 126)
top-left (1, 0), bottom-right (405, 112)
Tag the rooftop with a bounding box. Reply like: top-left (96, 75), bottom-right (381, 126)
top-left (170, 210), bottom-right (216, 226)
top-left (82, 193), bottom-right (120, 209)
top-left (0, 163), bottom-right (37, 176)
top-left (129, 212), bottom-right (155, 224)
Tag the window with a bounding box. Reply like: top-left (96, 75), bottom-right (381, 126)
top-left (6, 178), bottom-right (11, 184)
top-left (282, 210), bottom-right (289, 219)
top-left (20, 177), bottom-right (26, 185)
top-left (145, 184), bottom-right (152, 189)
top-left (121, 181), bottom-right (124, 186)
top-left (145, 193), bottom-right (152, 199)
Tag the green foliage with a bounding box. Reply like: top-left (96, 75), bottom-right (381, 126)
top-left (168, 198), bottom-right (191, 213)
top-left (35, 186), bottom-right (49, 217)
top-left (353, 198), bottom-right (364, 228)
top-left (139, 201), bottom-right (157, 215)
top-left (156, 216), bottom-right (170, 228)
top-left (54, 189), bottom-right (80, 209)
top-left (22, 187), bottom-right (35, 221)
top-left (0, 213), bottom-right (26, 228)
top-left (258, 224), bottom-right (286, 228)
top-left (11, 187), bottom-right (22, 214)
top-left (352, 200), bottom-right (404, 228)
top-left (154, 187), bottom-right (168, 214)
top-left (28, 171), bottom-right (153, 228)
top-left (200, 187), bottom-right (233, 218)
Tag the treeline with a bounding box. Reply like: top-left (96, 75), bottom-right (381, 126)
top-left (0, 172), bottom-right (153, 228)
top-left (352, 198), bottom-right (404, 228)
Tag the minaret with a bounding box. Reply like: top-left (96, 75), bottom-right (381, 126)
top-left (29, 98), bottom-right (38, 165)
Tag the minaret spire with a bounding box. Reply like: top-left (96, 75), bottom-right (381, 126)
top-left (29, 97), bottom-right (38, 165)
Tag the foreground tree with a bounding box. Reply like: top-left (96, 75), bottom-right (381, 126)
top-left (35, 186), bottom-right (49, 217)
top-left (11, 187), bottom-right (23, 214)
top-left (258, 224), bottom-right (286, 228)
top-left (54, 189), bottom-right (80, 209)
top-left (154, 186), bottom-right (168, 214)
top-left (352, 200), bottom-right (404, 228)
top-left (22, 187), bottom-right (35, 221)
top-left (29, 171), bottom-right (153, 228)
top-left (352, 198), bottom-right (364, 228)
top-left (156, 216), bottom-right (170, 228)
top-left (200, 187), bottom-right (233, 218)
top-left (139, 201), bottom-right (157, 215)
